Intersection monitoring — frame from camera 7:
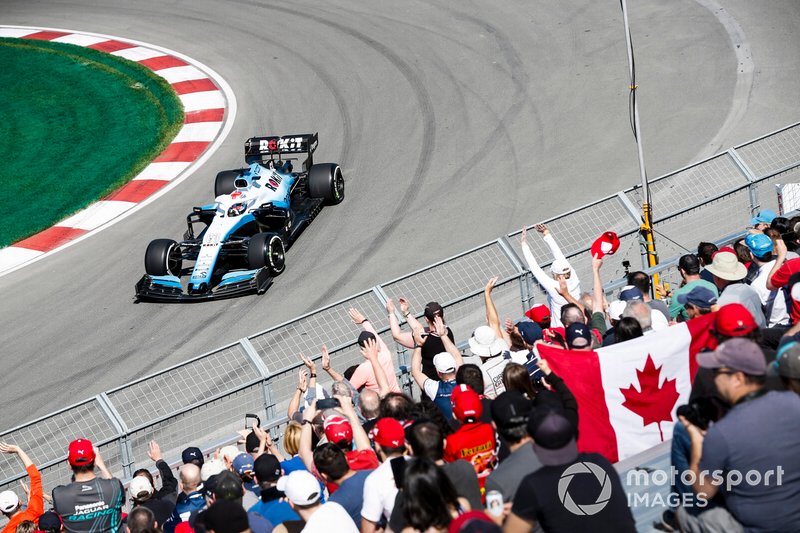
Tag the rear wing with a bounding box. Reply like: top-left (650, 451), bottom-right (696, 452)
top-left (244, 133), bottom-right (318, 166)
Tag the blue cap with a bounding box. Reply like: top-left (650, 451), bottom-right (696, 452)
top-left (516, 321), bottom-right (543, 344)
top-left (232, 453), bottom-right (254, 475)
top-left (677, 286), bottom-right (718, 309)
top-left (750, 209), bottom-right (777, 226)
top-left (619, 285), bottom-right (644, 302)
top-left (745, 233), bottom-right (773, 258)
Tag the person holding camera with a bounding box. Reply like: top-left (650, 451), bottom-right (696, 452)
top-left (410, 317), bottom-right (464, 419)
top-left (677, 338), bottom-right (800, 532)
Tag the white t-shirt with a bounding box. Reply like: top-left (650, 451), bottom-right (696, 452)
top-left (481, 355), bottom-right (510, 399)
top-left (750, 260), bottom-right (790, 327)
top-left (361, 458), bottom-right (399, 523)
top-left (521, 234), bottom-right (581, 328)
top-left (302, 501), bottom-right (358, 533)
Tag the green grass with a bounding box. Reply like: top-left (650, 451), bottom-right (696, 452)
top-left (0, 38), bottom-right (184, 247)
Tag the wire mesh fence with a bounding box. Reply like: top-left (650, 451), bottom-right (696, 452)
top-left (1, 121), bottom-right (799, 515)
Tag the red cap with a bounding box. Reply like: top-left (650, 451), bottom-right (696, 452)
top-left (524, 304), bottom-right (551, 324)
top-left (371, 418), bottom-right (405, 448)
top-left (590, 231), bottom-right (621, 259)
top-left (712, 246), bottom-right (736, 259)
top-left (713, 303), bottom-right (758, 337)
top-left (68, 438), bottom-right (96, 467)
top-left (451, 384), bottom-right (483, 422)
top-left (323, 416), bottom-right (353, 445)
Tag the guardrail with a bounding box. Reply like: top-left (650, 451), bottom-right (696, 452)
top-left (1, 121), bottom-right (799, 517)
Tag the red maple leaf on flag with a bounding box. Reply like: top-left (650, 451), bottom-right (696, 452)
top-left (620, 354), bottom-right (680, 441)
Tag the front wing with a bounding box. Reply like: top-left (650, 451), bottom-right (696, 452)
top-left (134, 268), bottom-right (272, 302)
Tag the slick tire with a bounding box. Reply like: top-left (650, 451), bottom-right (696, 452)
top-left (248, 232), bottom-right (286, 276)
top-left (308, 163), bottom-right (344, 205)
top-left (144, 239), bottom-right (182, 276)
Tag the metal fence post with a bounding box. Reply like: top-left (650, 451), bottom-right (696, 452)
top-left (496, 237), bottom-right (532, 313)
top-left (728, 147), bottom-right (760, 215)
top-left (239, 339), bottom-right (275, 420)
top-left (97, 393), bottom-right (135, 479)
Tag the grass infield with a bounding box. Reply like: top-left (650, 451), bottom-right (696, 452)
top-left (0, 38), bottom-right (184, 247)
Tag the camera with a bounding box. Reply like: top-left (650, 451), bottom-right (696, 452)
top-left (317, 397), bottom-right (341, 410)
top-left (676, 397), bottom-right (720, 431)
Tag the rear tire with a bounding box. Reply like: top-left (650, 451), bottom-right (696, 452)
top-left (145, 239), bottom-right (182, 276)
top-left (248, 232), bottom-right (286, 275)
top-left (308, 163), bottom-right (344, 205)
top-left (215, 170), bottom-right (241, 197)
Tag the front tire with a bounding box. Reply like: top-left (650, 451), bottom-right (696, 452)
top-left (308, 163), bottom-right (344, 205)
top-left (145, 239), bottom-right (182, 276)
top-left (215, 170), bottom-right (241, 197)
top-left (248, 232), bottom-right (286, 275)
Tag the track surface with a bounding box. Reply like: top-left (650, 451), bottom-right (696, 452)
top-left (1, 0), bottom-right (799, 430)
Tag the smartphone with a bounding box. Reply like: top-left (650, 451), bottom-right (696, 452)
top-left (317, 398), bottom-right (341, 410)
top-left (245, 413), bottom-right (261, 429)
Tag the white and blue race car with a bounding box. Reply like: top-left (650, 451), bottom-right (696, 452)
top-left (135, 133), bottom-right (344, 302)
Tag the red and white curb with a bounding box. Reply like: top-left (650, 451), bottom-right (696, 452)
top-left (0, 26), bottom-right (236, 276)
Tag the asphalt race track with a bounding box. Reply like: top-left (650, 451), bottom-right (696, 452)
top-left (1, 0), bottom-right (799, 430)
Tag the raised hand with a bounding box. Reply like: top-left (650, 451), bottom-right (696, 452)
top-left (147, 440), bottom-right (162, 462)
top-left (321, 345), bottom-right (331, 371)
top-left (432, 316), bottom-right (447, 337)
top-left (386, 299), bottom-right (396, 314)
top-left (298, 369), bottom-right (309, 392)
top-left (399, 298), bottom-right (410, 315)
top-left (348, 307), bottom-right (366, 325)
top-left (485, 276), bottom-right (499, 294)
top-left (299, 353), bottom-right (317, 373)
top-left (534, 223), bottom-right (549, 235)
top-left (592, 253), bottom-right (603, 271)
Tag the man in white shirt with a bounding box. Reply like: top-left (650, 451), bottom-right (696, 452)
top-left (277, 470), bottom-right (357, 533)
top-left (361, 418), bottom-right (407, 533)
top-left (519, 224), bottom-right (580, 327)
top-left (745, 233), bottom-right (789, 327)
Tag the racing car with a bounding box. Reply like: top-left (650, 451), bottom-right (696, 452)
top-left (134, 133), bottom-right (344, 302)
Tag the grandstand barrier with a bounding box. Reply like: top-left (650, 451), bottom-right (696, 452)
top-left (1, 121), bottom-right (799, 531)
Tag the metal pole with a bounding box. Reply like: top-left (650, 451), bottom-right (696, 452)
top-left (621, 0), bottom-right (648, 205)
top-left (620, 0), bottom-right (660, 290)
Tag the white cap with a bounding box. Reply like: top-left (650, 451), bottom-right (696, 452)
top-left (550, 258), bottom-right (571, 275)
top-left (608, 300), bottom-right (627, 321)
top-left (128, 476), bottom-right (154, 499)
top-left (219, 445), bottom-right (240, 464)
top-left (433, 352), bottom-right (456, 374)
top-left (276, 470), bottom-right (321, 505)
top-left (0, 491), bottom-right (19, 513)
top-left (201, 458), bottom-right (226, 481)
top-left (468, 326), bottom-right (497, 357)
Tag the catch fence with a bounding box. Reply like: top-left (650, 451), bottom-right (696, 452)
top-left (1, 122), bottom-right (799, 528)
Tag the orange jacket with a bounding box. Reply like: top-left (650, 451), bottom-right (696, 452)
top-left (1, 464), bottom-right (43, 533)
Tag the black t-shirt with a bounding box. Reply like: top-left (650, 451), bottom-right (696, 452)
top-left (140, 498), bottom-right (175, 528)
top-left (511, 453), bottom-right (636, 533)
top-left (420, 327), bottom-right (456, 382)
top-left (53, 477), bottom-right (125, 533)
top-left (388, 460), bottom-right (481, 532)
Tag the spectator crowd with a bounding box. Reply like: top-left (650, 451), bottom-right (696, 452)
top-left (2, 211), bottom-right (800, 533)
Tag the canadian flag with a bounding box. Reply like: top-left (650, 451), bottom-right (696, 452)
top-left (538, 313), bottom-right (716, 463)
